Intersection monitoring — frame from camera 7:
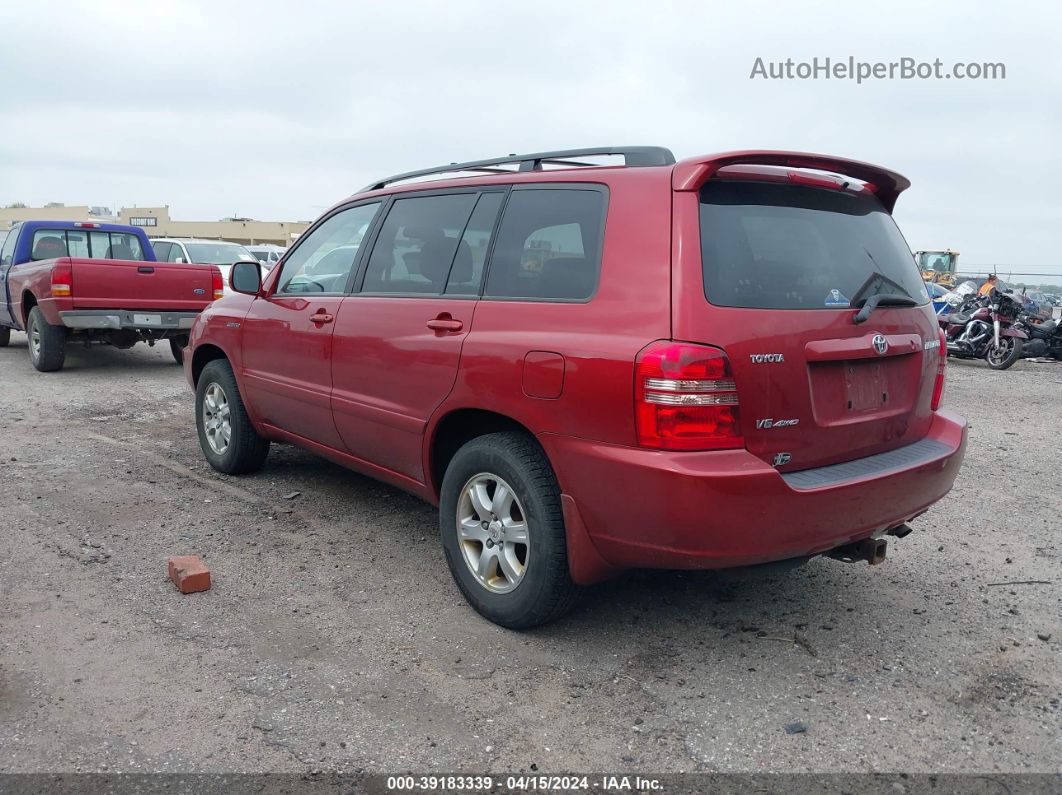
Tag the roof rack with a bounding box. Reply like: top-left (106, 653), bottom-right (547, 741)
top-left (360, 146), bottom-right (676, 192)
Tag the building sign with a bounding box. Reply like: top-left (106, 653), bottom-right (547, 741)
top-left (129, 217), bottom-right (158, 227)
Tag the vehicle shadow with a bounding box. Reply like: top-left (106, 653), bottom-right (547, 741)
top-left (0, 332), bottom-right (179, 372)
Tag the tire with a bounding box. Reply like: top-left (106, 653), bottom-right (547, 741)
top-left (170, 336), bottom-right (188, 365)
top-left (27, 306), bottom-right (67, 372)
top-left (439, 431), bottom-right (581, 629)
top-left (0, 326), bottom-right (10, 347)
top-left (195, 359), bottom-right (270, 474)
top-left (985, 336), bottom-right (1023, 370)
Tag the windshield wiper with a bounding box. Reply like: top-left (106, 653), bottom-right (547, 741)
top-left (852, 292), bottom-right (919, 324)
top-left (849, 255), bottom-right (921, 324)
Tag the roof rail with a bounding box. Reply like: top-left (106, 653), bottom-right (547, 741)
top-left (360, 146), bottom-right (676, 192)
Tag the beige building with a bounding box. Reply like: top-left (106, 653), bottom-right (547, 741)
top-left (0, 204), bottom-right (309, 246)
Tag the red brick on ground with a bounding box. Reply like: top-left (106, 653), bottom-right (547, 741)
top-left (167, 555), bottom-right (211, 594)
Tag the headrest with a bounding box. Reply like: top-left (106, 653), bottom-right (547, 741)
top-left (32, 236), bottom-right (67, 260)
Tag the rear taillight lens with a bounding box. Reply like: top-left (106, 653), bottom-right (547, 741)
top-left (211, 267), bottom-right (224, 300)
top-left (51, 262), bottom-right (72, 297)
top-left (931, 329), bottom-right (947, 410)
top-left (635, 341), bottom-right (743, 451)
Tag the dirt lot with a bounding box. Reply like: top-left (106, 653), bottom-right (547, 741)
top-left (0, 332), bottom-right (1058, 776)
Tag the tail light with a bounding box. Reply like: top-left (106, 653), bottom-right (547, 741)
top-left (930, 329), bottom-right (947, 410)
top-left (211, 267), bottom-right (224, 300)
top-left (635, 341), bottom-right (743, 451)
top-left (51, 262), bottom-right (73, 297)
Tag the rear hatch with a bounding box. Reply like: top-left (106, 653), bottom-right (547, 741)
top-left (70, 259), bottom-right (215, 311)
top-left (673, 166), bottom-right (940, 472)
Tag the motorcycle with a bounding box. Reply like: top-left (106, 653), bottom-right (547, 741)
top-left (1016, 311), bottom-right (1062, 360)
top-left (938, 283), bottom-right (1027, 370)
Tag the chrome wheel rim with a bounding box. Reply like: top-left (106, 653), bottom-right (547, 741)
top-left (456, 473), bottom-right (529, 594)
top-left (987, 338), bottom-right (1013, 366)
top-left (202, 382), bottom-right (232, 455)
top-left (29, 321), bottom-right (41, 361)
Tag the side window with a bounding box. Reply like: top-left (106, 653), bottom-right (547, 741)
top-left (30, 230), bottom-right (70, 260)
top-left (361, 193), bottom-right (477, 295)
top-left (167, 244), bottom-right (186, 263)
top-left (445, 192), bottom-right (504, 295)
top-left (152, 241), bottom-right (173, 261)
top-left (0, 229), bottom-right (17, 267)
top-left (276, 202), bottom-right (380, 294)
top-left (484, 189), bottom-right (605, 301)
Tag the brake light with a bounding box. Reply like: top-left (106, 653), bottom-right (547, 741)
top-left (51, 262), bottom-right (72, 297)
top-left (211, 267), bottom-right (224, 300)
top-left (930, 329), bottom-right (947, 410)
top-left (73, 222), bottom-right (100, 228)
top-left (635, 341), bottom-right (743, 451)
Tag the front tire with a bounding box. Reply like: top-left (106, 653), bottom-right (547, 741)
top-left (195, 359), bottom-right (270, 474)
top-left (985, 336), bottom-right (1022, 370)
top-left (27, 306), bottom-right (66, 372)
top-left (0, 326), bottom-right (10, 347)
top-left (439, 432), bottom-right (581, 629)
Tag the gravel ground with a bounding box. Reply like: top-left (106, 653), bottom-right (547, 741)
top-left (0, 332), bottom-right (1059, 776)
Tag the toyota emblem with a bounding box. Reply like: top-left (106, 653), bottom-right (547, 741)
top-left (872, 334), bottom-right (889, 355)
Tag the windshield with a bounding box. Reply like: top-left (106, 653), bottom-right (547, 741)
top-left (184, 242), bottom-right (256, 265)
top-left (700, 181), bottom-right (928, 310)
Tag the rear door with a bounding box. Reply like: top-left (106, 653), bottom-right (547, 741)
top-left (330, 189), bottom-right (502, 481)
top-left (674, 176), bottom-right (940, 472)
top-left (238, 200), bottom-right (382, 449)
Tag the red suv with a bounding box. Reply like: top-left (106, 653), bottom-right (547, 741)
top-left (184, 147), bottom-right (967, 628)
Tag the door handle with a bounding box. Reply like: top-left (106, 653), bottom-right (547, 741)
top-left (310, 311), bottom-right (334, 324)
top-left (426, 314), bottom-right (463, 332)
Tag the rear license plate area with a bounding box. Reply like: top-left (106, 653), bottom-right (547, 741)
top-left (844, 360), bottom-right (887, 411)
top-left (808, 355), bottom-right (918, 425)
top-left (132, 313), bottom-right (162, 325)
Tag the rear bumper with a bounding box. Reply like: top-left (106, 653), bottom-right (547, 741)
top-left (59, 310), bottom-right (198, 331)
top-left (541, 409), bottom-right (967, 572)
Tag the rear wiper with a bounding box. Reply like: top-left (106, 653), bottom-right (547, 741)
top-left (852, 293), bottom-right (919, 324)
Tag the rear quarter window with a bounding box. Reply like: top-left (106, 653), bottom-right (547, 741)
top-left (700, 181), bottom-right (927, 310)
top-left (484, 188), bottom-right (605, 301)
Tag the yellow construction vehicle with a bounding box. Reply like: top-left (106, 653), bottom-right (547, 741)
top-left (915, 249), bottom-right (960, 286)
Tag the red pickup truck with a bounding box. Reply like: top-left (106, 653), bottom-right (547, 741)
top-left (0, 221), bottom-right (223, 371)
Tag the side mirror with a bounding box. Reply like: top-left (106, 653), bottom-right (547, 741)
top-left (231, 261), bottom-right (262, 295)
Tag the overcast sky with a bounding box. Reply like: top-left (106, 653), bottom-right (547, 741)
top-left (1, 0), bottom-right (1059, 275)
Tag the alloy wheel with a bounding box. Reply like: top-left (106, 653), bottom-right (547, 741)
top-left (456, 473), bottom-right (530, 594)
top-left (202, 382), bottom-right (232, 454)
top-left (986, 338), bottom-right (1014, 367)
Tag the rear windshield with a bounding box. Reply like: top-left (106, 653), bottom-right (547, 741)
top-left (31, 229), bottom-right (145, 261)
top-left (699, 181), bottom-right (928, 310)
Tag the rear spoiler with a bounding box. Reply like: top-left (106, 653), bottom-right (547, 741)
top-left (672, 150), bottom-right (911, 213)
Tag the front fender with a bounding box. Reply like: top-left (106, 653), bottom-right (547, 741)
top-left (1002, 327), bottom-right (1028, 339)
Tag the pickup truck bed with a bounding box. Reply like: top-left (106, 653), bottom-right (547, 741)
top-left (9, 256), bottom-right (217, 326)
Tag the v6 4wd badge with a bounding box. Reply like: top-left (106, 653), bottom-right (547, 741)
top-left (756, 418), bottom-right (799, 429)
